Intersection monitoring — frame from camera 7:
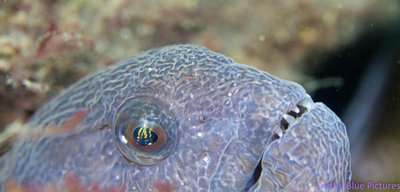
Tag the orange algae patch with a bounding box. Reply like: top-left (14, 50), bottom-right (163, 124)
top-left (65, 174), bottom-right (126, 192)
top-left (0, 110), bottom-right (89, 157)
top-left (5, 173), bottom-right (126, 192)
top-left (64, 174), bottom-right (86, 192)
top-left (44, 110), bottom-right (89, 136)
top-left (5, 179), bottom-right (34, 192)
top-left (5, 179), bottom-right (56, 192)
top-left (3, 110), bottom-right (88, 140)
top-left (153, 181), bottom-right (177, 192)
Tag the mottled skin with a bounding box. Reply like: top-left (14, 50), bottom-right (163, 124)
top-left (0, 45), bottom-right (351, 191)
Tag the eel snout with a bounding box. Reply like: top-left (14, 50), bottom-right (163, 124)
top-left (249, 95), bottom-right (351, 191)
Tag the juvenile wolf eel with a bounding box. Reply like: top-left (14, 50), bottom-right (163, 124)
top-left (0, 45), bottom-right (351, 191)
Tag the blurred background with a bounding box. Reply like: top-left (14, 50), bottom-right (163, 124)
top-left (0, 0), bottom-right (399, 191)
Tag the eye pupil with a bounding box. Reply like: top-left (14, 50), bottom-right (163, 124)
top-left (133, 126), bottom-right (159, 146)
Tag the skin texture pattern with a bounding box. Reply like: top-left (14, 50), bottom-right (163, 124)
top-left (0, 45), bottom-right (351, 192)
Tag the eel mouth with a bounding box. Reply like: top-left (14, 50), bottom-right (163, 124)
top-left (245, 95), bottom-right (314, 191)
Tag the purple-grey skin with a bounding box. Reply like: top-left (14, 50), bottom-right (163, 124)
top-left (0, 45), bottom-right (351, 191)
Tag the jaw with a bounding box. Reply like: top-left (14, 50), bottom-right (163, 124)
top-left (248, 100), bottom-right (351, 191)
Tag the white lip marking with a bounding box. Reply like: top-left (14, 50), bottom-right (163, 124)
top-left (291, 105), bottom-right (300, 113)
top-left (298, 94), bottom-right (313, 109)
top-left (282, 114), bottom-right (296, 125)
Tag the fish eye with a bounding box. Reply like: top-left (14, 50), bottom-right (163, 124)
top-left (113, 97), bottom-right (176, 166)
